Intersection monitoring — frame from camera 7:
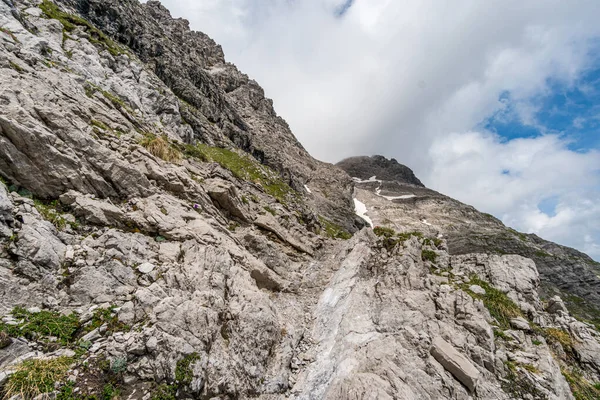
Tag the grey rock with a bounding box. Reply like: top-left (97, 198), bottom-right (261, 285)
top-left (510, 317), bottom-right (531, 331)
top-left (430, 336), bottom-right (480, 392)
top-left (469, 284), bottom-right (486, 295)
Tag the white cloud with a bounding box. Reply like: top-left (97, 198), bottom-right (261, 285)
top-left (153, 0), bottom-right (600, 259)
top-left (428, 132), bottom-right (600, 259)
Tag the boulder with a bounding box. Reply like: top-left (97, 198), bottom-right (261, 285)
top-left (430, 336), bottom-right (480, 392)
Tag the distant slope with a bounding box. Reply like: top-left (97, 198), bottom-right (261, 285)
top-left (337, 155), bottom-right (600, 325)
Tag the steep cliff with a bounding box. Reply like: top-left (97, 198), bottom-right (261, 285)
top-left (1, 1), bottom-right (599, 399)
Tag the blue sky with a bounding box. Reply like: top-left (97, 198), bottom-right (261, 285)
top-left (156, 0), bottom-right (600, 259)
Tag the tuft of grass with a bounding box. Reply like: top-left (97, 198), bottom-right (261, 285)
top-left (501, 361), bottom-right (547, 399)
top-left (421, 249), bottom-right (437, 263)
top-left (139, 134), bottom-right (183, 163)
top-left (0, 27), bottom-right (19, 43)
top-left (543, 327), bottom-right (575, 356)
top-left (0, 306), bottom-right (80, 345)
top-left (532, 339), bottom-right (542, 346)
top-left (184, 144), bottom-right (298, 204)
top-left (39, 0), bottom-right (127, 57)
top-left (461, 275), bottom-right (522, 330)
top-left (318, 215), bottom-right (352, 240)
top-left (84, 306), bottom-right (130, 335)
top-left (263, 206), bottom-right (276, 216)
top-left (562, 368), bottom-right (600, 400)
top-left (494, 329), bottom-right (513, 341)
top-left (3, 357), bottom-right (73, 399)
top-left (175, 353), bottom-right (201, 386)
top-left (34, 199), bottom-right (79, 231)
top-left (9, 60), bottom-right (24, 73)
top-left (90, 119), bottom-right (109, 131)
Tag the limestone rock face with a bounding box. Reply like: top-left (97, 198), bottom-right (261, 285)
top-left (430, 336), bottom-right (480, 392)
top-left (0, 2), bottom-right (599, 400)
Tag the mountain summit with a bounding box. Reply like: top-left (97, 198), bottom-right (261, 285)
top-left (0, 1), bottom-right (599, 399)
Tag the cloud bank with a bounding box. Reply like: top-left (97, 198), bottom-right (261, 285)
top-left (152, 0), bottom-right (600, 259)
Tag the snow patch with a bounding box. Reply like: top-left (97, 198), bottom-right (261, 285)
top-left (353, 176), bottom-right (382, 184)
top-left (380, 194), bottom-right (416, 201)
top-left (421, 219), bottom-right (432, 226)
top-left (304, 184), bottom-right (312, 194)
top-left (353, 198), bottom-right (374, 228)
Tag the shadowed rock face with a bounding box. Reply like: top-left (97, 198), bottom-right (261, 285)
top-left (0, 2), bottom-right (599, 399)
top-left (337, 155), bottom-right (424, 186)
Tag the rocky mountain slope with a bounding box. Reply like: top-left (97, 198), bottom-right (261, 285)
top-left (0, 1), bottom-right (599, 399)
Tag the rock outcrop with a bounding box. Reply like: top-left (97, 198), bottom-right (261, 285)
top-left (0, 1), bottom-right (599, 400)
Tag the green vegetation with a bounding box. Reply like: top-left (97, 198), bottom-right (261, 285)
top-left (84, 306), bottom-right (130, 335)
top-left (175, 353), bottom-right (201, 385)
top-left (184, 143), bottom-right (298, 204)
top-left (423, 237), bottom-right (443, 247)
top-left (373, 226), bottom-right (395, 238)
top-left (461, 276), bottom-right (522, 330)
top-left (543, 327), bottom-right (575, 355)
top-left (152, 384), bottom-right (177, 400)
top-left (90, 119), bottom-right (110, 131)
top-left (373, 226), bottom-right (426, 249)
top-left (139, 134), bottom-right (183, 163)
top-left (0, 27), bottom-right (19, 42)
top-left (34, 199), bottom-right (79, 231)
top-left (39, 0), bottom-right (127, 57)
top-left (502, 361), bottom-right (547, 399)
top-left (3, 356), bottom-right (73, 399)
top-left (532, 339), bottom-right (542, 346)
top-left (562, 368), bottom-right (600, 400)
top-left (0, 306), bottom-right (80, 345)
top-left (508, 227), bottom-right (528, 242)
top-left (9, 60), bottom-right (24, 73)
top-left (493, 329), bottom-right (513, 341)
top-left (263, 206), bottom-right (276, 216)
top-left (563, 294), bottom-right (600, 332)
top-left (85, 82), bottom-right (131, 113)
top-left (421, 249), bottom-right (437, 263)
top-left (318, 216), bottom-right (352, 240)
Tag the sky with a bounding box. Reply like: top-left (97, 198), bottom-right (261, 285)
top-left (151, 0), bottom-right (600, 260)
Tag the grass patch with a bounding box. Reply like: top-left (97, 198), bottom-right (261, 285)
top-left (39, 0), bottom-right (127, 57)
top-left (152, 384), bottom-right (177, 400)
top-left (0, 306), bottom-right (80, 345)
top-left (494, 329), bottom-right (513, 341)
top-left (508, 227), bottom-right (528, 242)
top-left (421, 249), bottom-right (437, 263)
top-left (3, 356), bottom-right (73, 399)
top-left (139, 134), bottom-right (183, 163)
top-left (501, 361), bottom-right (547, 399)
top-left (461, 276), bottom-right (522, 330)
top-left (0, 27), bottom-right (19, 42)
top-left (34, 199), bottom-right (79, 231)
top-left (562, 368), bottom-right (600, 400)
top-left (84, 306), bottom-right (130, 335)
top-left (318, 215), bottom-right (352, 240)
top-left (373, 226), bottom-right (424, 249)
top-left (373, 226), bottom-right (395, 238)
top-left (9, 60), bottom-right (24, 73)
top-left (543, 327), bottom-right (575, 356)
top-left (175, 353), bottom-right (201, 386)
top-left (90, 119), bottom-right (110, 131)
top-left (263, 206), bottom-right (276, 216)
top-left (184, 144), bottom-right (298, 204)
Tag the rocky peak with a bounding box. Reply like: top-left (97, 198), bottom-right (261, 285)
top-left (337, 155), bottom-right (425, 187)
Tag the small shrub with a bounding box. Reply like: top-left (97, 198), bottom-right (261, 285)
top-left (34, 199), bottom-right (78, 231)
top-left (532, 339), bottom-right (542, 346)
top-left (152, 384), bottom-right (177, 400)
top-left (494, 329), bottom-right (513, 341)
top-left (421, 249), bottom-right (437, 263)
top-left (139, 134), bottom-right (182, 163)
top-left (3, 357), bottom-right (72, 399)
top-left (1, 306), bottom-right (80, 345)
top-left (102, 383), bottom-right (120, 400)
top-left (175, 353), bottom-right (201, 385)
top-left (84, 306), bottom-right (129, 335)
top-left (110, 356), bottom-right (127, 374)
top-left (373, 226), bottom-right (395, 238)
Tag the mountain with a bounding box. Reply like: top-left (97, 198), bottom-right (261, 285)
top-left (0, 1), bottom-right (599, 399)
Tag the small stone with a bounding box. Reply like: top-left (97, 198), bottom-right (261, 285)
top-left (469, 285), bottom-right (486, 295)
top-left (137, 263), bottom-right (155, 274)
top-left (510, 317), bottom-right (531, 332)
top-left (27, 307), bottom-right (41, 314)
